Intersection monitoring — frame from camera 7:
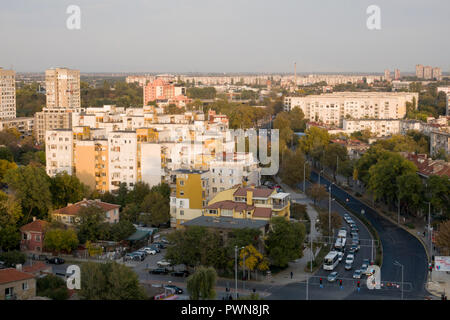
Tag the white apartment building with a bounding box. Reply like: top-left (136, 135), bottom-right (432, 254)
top-left (284, 92), bottom-right (418, 126)
top-left (208, 152), bottom-right (261, 197)
top-left (0, 68), bottom-right (16, 120)
top-left (45, 68), bottom-right (80, 109)
top-left (108, 131), bottom-right (137, 191)
top-left (45, 129), bottom-right (74, 176)
top-left (342, 119), bottom-right (401, 137)
top-left (430, 130), bottom-right (450, 157)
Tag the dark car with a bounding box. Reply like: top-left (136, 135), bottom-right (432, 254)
top-left (46, 257), bottom-right (65, 264)
top-left (149, 268), bottom-right (169, 275)
top-left (148, 245), bottom-right (161, 253)
top-left (153, 242), bottom-right (166, 249)
top-left (170, 270), bottom-right (190, 277)
top-left (164, 285), bottom-right (183, 294)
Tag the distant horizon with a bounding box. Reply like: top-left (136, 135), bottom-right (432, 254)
top-left (1, 0), bottom-right (449, 73)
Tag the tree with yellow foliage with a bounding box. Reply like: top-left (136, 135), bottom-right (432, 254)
top-left (239, 245), bottom-right (269, 281)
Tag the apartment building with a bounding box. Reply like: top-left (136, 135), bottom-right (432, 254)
top-left (0, 117), bottom-right (34, 135)
top-left (437, 87), bottom-right (450, 116)
top-left (0, 68), bottom-right (16, 120)
top-left (384, 70), bottom-right (391, 82)
top-left (342, 119), bottom-right (401, 137)
top-left (143, 78), bottom-right (186, 106)
top-left (45, 129), bottom-right (74, 176)
top-left (416, 65), bottom-right (424, 79)
top-left (169, 169), bottom-right (209, 228)
top-left (34, 68), bottom-right (81, 142)
top-left (209, 152), bottom-right (260, 197)
top-left (430, 130), bottom-right (450, 157)
top-left (108, 131), bottom-right (137, 191)
top-left (284, 92), bottom-right (418, 126)
top-left (394, 69), bottom-right (401, 80)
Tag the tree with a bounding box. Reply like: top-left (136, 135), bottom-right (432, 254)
top-left (186, 266), bottom-right (217, 300)
top-left (397, 173), bottom-right (424, 216)
top-left (280, 148), bottom-right (309, 187)
top-left (368, 152), bottom-right (417, 205)
top-left (166, 227), bottom-right (226, 270)
top-left (109, 220), bottom-right (136, 242)
top-left (139, 191), bottom-right (169, 226)
top-left (239, 245), bottom-right (269, 280)
top-left (427, 175), bottom-right (450, 219)
top-left (0, 160), bottom-right (17, 183)
top-left (0, 192), bottom-right (23, 251)
top-left (299, 127), bottom-right (330, 167)
top-left (50, 172), bottom-right (87, 209)
top-left (125, 182), bottom-right (150, 205)
top-left (228, 228), bottom-right (262, 249)
top-left (75, 205), bottom-right (107, 243)
top-left (290, 203), bottom-right (308, 221)
top-left (37, 274), bottom-right (70, 300)
top-left (4, 165), bottom-right (52, 221)
top-left (80, 261), bottom-right (147, 300)
top-left (273, 112), bottom-right (293, 150)
top-left (435, 220), bottom-right (450, 256)
top-left (316, 211), bottom-right (342, 237)
top-left (307, 183), bottom-right (328, 205)
top-left (265, 217), bottom-right (306, 268)
top-left (44, 228), bottom-right (79, 253)
top-left (289, 108), bottom-right (306, 132)
top-left (323, 143), bottom-right (348, 181)
top-left (0, 146), bottom-right (14, 162)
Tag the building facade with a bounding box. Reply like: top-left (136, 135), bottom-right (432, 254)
top-left (52, 199), bottom-right (120, 225)
top-left (20, 219), bottom-right (48, 253)
top-left (0, 68), bottom-right (16, 120)
top-left (0, 269), bottom-right (36, 300)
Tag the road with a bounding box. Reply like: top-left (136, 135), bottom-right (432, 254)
top-left (306, 170), bottom-right (429, 299)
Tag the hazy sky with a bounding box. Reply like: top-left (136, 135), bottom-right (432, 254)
top-left (1, 0), bottom-right (449, 73)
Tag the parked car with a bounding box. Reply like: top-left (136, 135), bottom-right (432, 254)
top-left (149, 268), bottom-right (169, 275)
top-left (141, 248), bottom-right (157, 255)
top-left (164, 285), bottom-right (183, 294)
top-left (157, 260), bottom-right (171, 267)
top-left (153, 242), bottom-right (166, 249)
top-left (353, 269), bottom-right (362, 279)
top-left (170, 270), bottom-right (190, 277)
top-left (46, 257), bottom-right (65, 265)
top-left (160, 238), bottom-right (170, 244)
top-left (0, 261), bottom-right (6, 269)
top-left (130, 252), bottom-right (145, 261)
top-left (327, 271), bottom-right (338, 282)
top-left (148, 245), bottom-right (161, 253)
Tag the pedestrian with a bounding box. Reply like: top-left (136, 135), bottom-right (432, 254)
top-left (290, 271), bottom-right (293, 279)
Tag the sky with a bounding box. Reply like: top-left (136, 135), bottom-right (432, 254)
top-left (0, 0), bottom-right (449, 73)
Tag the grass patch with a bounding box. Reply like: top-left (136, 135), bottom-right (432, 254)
top-left (304, 244), bottom-right (329, 273)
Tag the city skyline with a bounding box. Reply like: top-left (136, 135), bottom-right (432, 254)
top-left (1, 0), bottom-right (449, 73)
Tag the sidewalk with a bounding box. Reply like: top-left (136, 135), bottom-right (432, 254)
top-left (427, 270), bottom-right (450, 298)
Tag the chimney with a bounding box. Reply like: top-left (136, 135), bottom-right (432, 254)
top-left (32, 217), bottom-right (36, 222)
top-left (67, 203), bottom-right (72, 206)
top-left (16, 264), bottom-right (22, 271)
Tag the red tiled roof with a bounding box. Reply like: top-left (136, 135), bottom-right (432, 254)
top-left (22, 262), bottom-right (50, 274)
top-left (20, 220), bottom-right (47, 233)
top-left (401, 153), bottom-right (450, 178)
top-left (233, 187), bottom-right (274, 198)
top-left (54, 199), bottom-right (120, 216)
top-left (253, 207), bottom-right (272, 218)
top-left (206, 200), bottom-right (254, 212)
top-left (0, 268), bottom-right (35, 285)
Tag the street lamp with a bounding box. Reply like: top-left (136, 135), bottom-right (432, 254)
top-left (303, 161), bottom-right (306, 193)
top-left (393, 260), bottom-right (404, 300)
top-left (328, 183), bottom-right (335, 245)
top-left (319, 169), bottom-right (324, 186)
top-left (235, 246), bottom-right (245, 299)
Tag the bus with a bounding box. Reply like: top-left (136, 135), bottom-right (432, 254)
top-left (338, 230), bottom-right (347, 239)
top-left (323, 251), bottom-right (340, 271)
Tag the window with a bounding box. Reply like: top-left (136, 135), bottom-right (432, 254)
top-left (180, 191), bottom-right (184, 196)
top-left (35, 235), bottom-right (41, 241)
top-left (22, 233), bottom-right (28, 240)
top-left (179, 180), bottom-right (184, 186)
top-left (180, 210), bottom-right (184, 216)
top-left (22, 282), bottom-right (29, 290)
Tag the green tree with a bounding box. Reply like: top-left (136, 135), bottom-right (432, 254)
top-left (80, 261), bottom-right (147, 300)
top-left (0, 159), bottom-right (17, 183)
top-left (289, 108), bottom-right (306, 132)
top-left (316, 211), bottom-right (342, 237)
top-left (186, 266), bottom-right (217, 300)
top-left (299, 127), bottom-right (330, 167)
top-left (109, 220), bottom-right (136, 241)
top-left (273, 112), bottom-right (293, 150)
top-left (0, 250), bottom-right (26, 267)
top-left (50, 172), bottom-right (87, 209)
top-left (0, 147), bottom-right (14, 162)
top-left (397, 173), bottom-right (424, 216)
top-left (323, 143), bottom-right (348, 181)
top-left (139, 191), bottom-right (169, 226)
top-left (427, 175), bottom-right (450, 219)
top-left (44, 228), bottom-right (79, 253)
top-left (265, 217), bottom-right (306, 268)
top-left (75, 205), bottom-right (107, 243)
top-left (37, 274), bottom-right (70, 300)
top-left (280, 148), bottom-right (309, 188)
top-left (4, 165), bottom-right (52, 221)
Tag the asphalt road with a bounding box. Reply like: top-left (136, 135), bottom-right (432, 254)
top-left (306, 171), bottom-right (429, 300)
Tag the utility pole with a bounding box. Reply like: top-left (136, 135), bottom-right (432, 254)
top-left (303, 161), bottom-right (306, 193)
top-left (328, 183), bottom-right (333, 246)
top-left (235, 246), bottom-right (238, 299)
top-left (394, 261), bottom-right (404, 300)
top-left (397, 193), bottom-right (400, 226)
top-left (428, 202), bottom-right (432, 281)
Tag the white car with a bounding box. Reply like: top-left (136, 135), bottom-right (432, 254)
top-left (142, 247), bottom-right (157, 255)
top-left (157, 260), bottom-right (171, 267)
top-left (337, 251), bottom-right (344, 262)
top-left (345, 254), bottom-right (354, 265)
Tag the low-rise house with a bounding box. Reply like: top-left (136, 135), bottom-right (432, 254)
top-left (330, 139), bottom-right (370, 160)
top-left (400, 152), bottom-right (450, 179)
top-left (52, 199), bottom-right (120, 226)
top-left (0, 268), bottom-right (36, 300)
top-left (22, 262), bottom-right (52, 278)
top-left (20, 218), bottom-right (48, 254)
